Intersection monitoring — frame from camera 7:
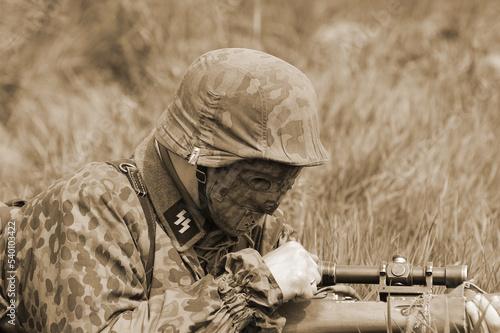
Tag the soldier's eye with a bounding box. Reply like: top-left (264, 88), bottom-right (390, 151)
top-left (248, 177), bottom-right (272, 191)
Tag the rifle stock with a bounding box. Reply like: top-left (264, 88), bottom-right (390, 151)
top-left (280, 287), bottom-right (467, 332)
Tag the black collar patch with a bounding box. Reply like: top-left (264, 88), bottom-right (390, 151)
top-left (162, 199), bottom-right (204, 251)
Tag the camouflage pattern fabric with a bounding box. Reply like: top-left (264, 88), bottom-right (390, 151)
top-left (0, 134), bottom-right (291, 332)
top-left (155, 48), bottom-right (329, 168)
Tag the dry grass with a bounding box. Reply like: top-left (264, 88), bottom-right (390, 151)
top-left (1, 0), bottom-right (499, 295)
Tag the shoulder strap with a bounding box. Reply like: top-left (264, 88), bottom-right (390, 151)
top-left (106, 159), bottom-right (156, 297)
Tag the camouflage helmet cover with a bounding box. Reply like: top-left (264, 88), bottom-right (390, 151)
top-left (155, 48), bottom-right (329, 167)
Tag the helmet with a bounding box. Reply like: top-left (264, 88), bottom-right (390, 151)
top-left (155, 48), bottom-right (328, 167)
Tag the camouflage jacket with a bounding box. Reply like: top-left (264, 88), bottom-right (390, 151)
top-left (0, 133), bottom-right (292, 332)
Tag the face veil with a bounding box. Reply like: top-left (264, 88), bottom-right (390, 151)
top-left (203, 160), bottom-right (302, 237)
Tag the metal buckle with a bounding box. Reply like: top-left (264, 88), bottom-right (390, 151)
top-left (119, 162), bottom-right (136, 173)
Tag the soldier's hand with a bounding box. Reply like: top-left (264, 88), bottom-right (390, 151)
top-left (263, 241), bottom-right (320, 303)
top-left (466, 292), bottom-right (500, 332)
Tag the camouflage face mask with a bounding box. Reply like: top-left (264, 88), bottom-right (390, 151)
top-left (205, 160), bottom-right (302, 237)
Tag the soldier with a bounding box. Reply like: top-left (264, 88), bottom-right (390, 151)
top-left (0, 48), bottom-right (326, 332)
top-left (0, 48), bottom-right (499, 333)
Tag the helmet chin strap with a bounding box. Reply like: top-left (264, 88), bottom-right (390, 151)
top-left (195, 165), bottom-right (216, 230)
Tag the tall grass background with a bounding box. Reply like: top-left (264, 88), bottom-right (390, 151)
top-left (1, 0), bottom-right (499, 296)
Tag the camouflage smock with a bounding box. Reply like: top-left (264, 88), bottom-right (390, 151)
top-left (0, 132), bottom-right (292, 332)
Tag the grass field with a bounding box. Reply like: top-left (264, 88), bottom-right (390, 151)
top-left (1, 0), bottom-right (499, 296)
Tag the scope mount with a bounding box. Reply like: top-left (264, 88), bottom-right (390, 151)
top-left (377, 255), bottom-right (434, 301)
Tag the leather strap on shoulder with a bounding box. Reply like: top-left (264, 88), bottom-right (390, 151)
top-left (106, 159), bottom-right (156, 297)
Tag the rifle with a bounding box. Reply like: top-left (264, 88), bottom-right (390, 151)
top-left (280, 255), bottom-right (477, 332)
